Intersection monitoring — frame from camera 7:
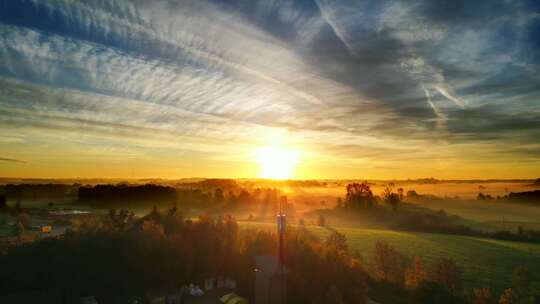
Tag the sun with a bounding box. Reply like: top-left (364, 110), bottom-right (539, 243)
top-left (255, 146), bottom-right (299, 179)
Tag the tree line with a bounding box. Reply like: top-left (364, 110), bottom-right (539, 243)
top-left (0, 206), bottom-right (367, 303)
top-left (333, 182), bottom-right (540, 243)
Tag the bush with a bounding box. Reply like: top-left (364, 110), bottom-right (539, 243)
top-left (498, 288), bottom-right (517, 304)
top-left (405, 256), bottom-right (427, 291)
top-left (472, 287), bottom-right (494, 304)
top-left (415, 281), bottom-right (466, 304)
top-left (325, 231), bottom-right (348, 252)
top-left (373, 241), bottom-right (405, 286)
top-left (511, 266), bottom-right (531, 301)
top-left (432, 258), bottom-right (463, 296)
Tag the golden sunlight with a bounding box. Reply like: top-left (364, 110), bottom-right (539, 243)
top-left (255, 146), bottom-right (299, 179)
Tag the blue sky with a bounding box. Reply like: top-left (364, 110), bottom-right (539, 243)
top-left (0, 0), bottom-right (539, 179)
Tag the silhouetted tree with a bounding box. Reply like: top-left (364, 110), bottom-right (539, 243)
top-left (238, 190), bottom-right (251, 205)
top-left (227, 190), bottom-right (238, 206)
top-left (383, 183), bottom-right (401, 212)
top-left (397, 188), bottom-right (404, 201)
top-left (79, 184), bottom-right (176, 207)
top-left (345, 183), bottom-right (376, 209)
top-left (214, 188), bottom-right (225, 204)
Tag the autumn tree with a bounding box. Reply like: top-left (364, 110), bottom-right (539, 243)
top-left (405, 256), bottom-right (427, 291)
top-left (141, 220), bottom-right (166, 240)
top-left (214, 188), bottom-right (225, 204)
top-left (473, 287), bottom-right (494, 304)
top-left (325, 231), bottom-right (348, 252)
top-left (373, 241), bottom-right (405, 286)
top-left (397, 188), bottom-right (404, 201)
top-left (383, 183), bottom-right (401, 212)
top-left (432, 258), bottom-right (463, 296)
top-left (511, 266), bottom-right (531, 302)
top-left (499, 288), bottom-right (517, 304)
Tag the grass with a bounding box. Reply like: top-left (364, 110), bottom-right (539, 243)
top-left (240, 221), bottom-right (540, 294)
top-left (409, 198), bottom-right (540, 233)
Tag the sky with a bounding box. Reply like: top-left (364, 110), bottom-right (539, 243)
top-left (0, 0), bottom-right (539, 180)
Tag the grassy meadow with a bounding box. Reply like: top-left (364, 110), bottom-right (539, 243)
top-left (240, 221), bottom-right (540, 294)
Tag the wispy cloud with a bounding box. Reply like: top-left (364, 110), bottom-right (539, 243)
top-left (0, 0), bottom-right (539, 178)
top-left (0, 157), bottom-right (27, 164)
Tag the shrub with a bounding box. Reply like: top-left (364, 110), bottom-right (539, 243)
top-left (405, 256), bottom-right (427, 291)
top-left (498, 288), bottom-right (517, 304)
top-left (373, 241), bottom-right (405, 286)
top-left (472, 287), bottom-right (494, 304)
top-left (325, 231), bottom-right (348, 252)
top-left (432, 258), bottom-right (463, 296)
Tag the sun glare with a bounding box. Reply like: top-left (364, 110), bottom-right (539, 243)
top-left (255, 146), bottom-right (299, 179)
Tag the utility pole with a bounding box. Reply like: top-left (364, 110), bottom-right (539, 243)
top-left (277, 198), bottom-right (286, 304)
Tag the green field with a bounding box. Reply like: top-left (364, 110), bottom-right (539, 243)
top-left (407, 197), bottom-right (540, 232)
top-left (240, 221), bottom-right (540, 294)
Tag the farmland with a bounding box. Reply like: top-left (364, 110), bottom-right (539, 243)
top-left (241, 221), bottom-right (540, 294)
